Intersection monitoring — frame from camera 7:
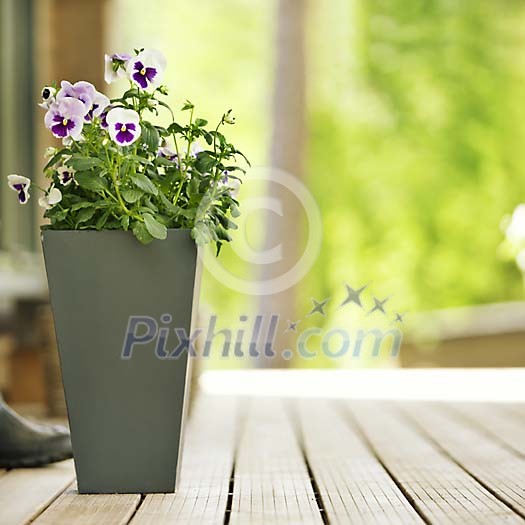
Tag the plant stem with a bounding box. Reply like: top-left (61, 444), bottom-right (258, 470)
top-left (172, 106), bottom-right (195, 206)
top-left (172, 179), bottom-right (184, 207)
top-left (108, 149), bottom-right (130, 216)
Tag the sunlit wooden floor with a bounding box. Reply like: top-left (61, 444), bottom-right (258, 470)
top-left (2, 370), bottom-right (525, 524)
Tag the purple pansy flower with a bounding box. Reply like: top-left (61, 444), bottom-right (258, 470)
top-left (99, 105), bottom-right (113, 129)
top-left (126, 49), bottom-right (166, 90)
top-left (106, 108), bottom-right (141, 146)
top-left (38, 186), bottom-right (62, 210)
top-left (104, 53), bottom-right (132, 84)
top-left (157, 139), bottom-right (178, 162)
top-left (57, 81), bottom-right (96, 114)
top-left (86, 91), bottom-right (110, 121)
top-left (57, 165), bottom-right (76, 186)
top-left (57, 80), bottom-right (109, 122)
top-left (7, 175), bottom-right (31, 204)
top-left (44, 97), bottom-right (85, 140)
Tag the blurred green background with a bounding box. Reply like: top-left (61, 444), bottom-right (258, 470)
top-left (110, 0), bottom-right (525, 314)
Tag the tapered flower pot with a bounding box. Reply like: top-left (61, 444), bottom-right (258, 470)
top-left (42, 229), bottom-right (201, 494)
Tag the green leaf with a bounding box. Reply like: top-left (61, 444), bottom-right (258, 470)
top-left (94, 200), bottom-right (111, 209)
top-left (118, 88), bottom-right (139, 100)
top-left (209, 130), bottom-right (227, 147)
top-left (120, 215), bottom-right (130, 230)
top-left (217, 209), bottom-right (238, 230)
top-left (132, 221), bottom-right (153, 244)
top-left (167, 122), bottom-right (184, 133)
top-left (233, 148), bottom-right (251, 167)
top-left (67, 157), bottom-right (104, 171)
top-left (71, 201), bottom-right (94, 211)
top-left (130, 173), bottom-right (158, 195)
top-left (140, 122), bottom-right (160, 151)
top-left (75, 172), bottom-right (109, 192)
top-left (154, 156), bottom-right (175, 167)
top-left (223, 165), bottom-right (246, 175)
top-left (192, 220), bottom-right (216, 245)
top-left (187, 176), bottom-right (200, 198)
top-left (49, 208), bottom-right (69, 222)
top-left (95, 209), bottom-right (111, 230)
top-left (182, 100), bottom-right (194, 111)
top-left (143, 196), bottom-right (158, 212)
top-left (230, 204), bottom-right (241, 218)
top-left (195, 118), bottom-right (208, 127)
top-left (143, 213), bottom-right (167, 240)
top-left (215, 225), bottom-right (232, 242)
top-left (121, 188), bottom-right (144, 203)
top-left (158, 192), bottom-right (179, 213)
top-left (44, 149), bottom-right (71, 170)
top-left (126, 154), bottom-right (152, 165)
top-left (76, 207), bottom-right (96, 225)
top-left (195, 152), bottom-right (217, 174)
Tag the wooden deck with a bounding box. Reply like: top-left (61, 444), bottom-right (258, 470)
top-left (2, 370), bottom-right (525, 524)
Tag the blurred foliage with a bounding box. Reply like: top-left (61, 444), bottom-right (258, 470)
top-left (110, 0), bottom-right (525, 367)
top-left (304, 0), bottom-right (525, 317)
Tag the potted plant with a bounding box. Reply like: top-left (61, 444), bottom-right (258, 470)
top-left (6, 48), bottom-right (248, 494)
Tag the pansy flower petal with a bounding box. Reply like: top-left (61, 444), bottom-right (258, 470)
top-left (39, 187), bottom-right (62, 210)
top-left (106, 107), bottom-right (141, 146)
top-left (57, 80), bottom-right (97, 115)
top-left (86, 91), bottom-right (110, 121)
top-left (7, 174), bottom-right (31, 205)
top-left (57, 166), bottom-right (76, 186)
top-left (44, 98), bottom-right (85, 140)
top-left (126, 49), bottom-right (166, 90)
top-left (104, 53), bottom-right (132, 84)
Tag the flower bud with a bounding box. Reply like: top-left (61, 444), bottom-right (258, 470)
top-left (41, 86), bottom-right (56, 101)
top-left (44, 146), bottom-right (58, 159)
top-left (223, 110), bottom-right (235, 125)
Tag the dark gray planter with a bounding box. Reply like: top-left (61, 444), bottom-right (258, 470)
top-left (41, 229), bottom-right (201, 494)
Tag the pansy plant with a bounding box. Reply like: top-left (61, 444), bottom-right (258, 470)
top-left (6, 48), bottom-right (248, 252)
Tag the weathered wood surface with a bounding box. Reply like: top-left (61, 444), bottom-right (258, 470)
top-left (447, 402), bottom-right (525, 457)
top-left (0, 460), bottom-right (75, 525)
top-left (33, 484), bottom-right (140, 525)
top-left (229, 398), bottom-right (322, 525)
top-left (297, 399), bottom-right (423, 524)
top-left (350, 401), bottom-right (523, 524)
top-left (401, 401), bottom-right (525, 518)
top-left (130, 396), bottom-right (238, 525)
top-left (1, 372), bottom-right (525, 524)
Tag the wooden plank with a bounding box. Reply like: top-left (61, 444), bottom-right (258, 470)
top-left (447, 402), bottom-right (525, 457)
top-left (349, 401), bottom-right (523, 524)
top-left (32, 484), bottom-right (140, 525)
top-left (229, 397), bottom-right (322, 525)
top-left (0, 460), bottom-right (74, 525)
top-left (401, 401), bottom-right (525, 518)
top-left (130, 394), bottom-right (238, 525)
top-left (296, 399), bottom-right (423, 524)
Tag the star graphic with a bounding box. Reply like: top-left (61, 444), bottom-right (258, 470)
top-left (339, 283), bottom-right (368, 309)
top-left (367, 296), bottom-right (389, 316)
top-left (392, 312), bottom-right (406, 324)
top-left (307, 297), bottom-right (330, 317)
top-left (284, 320), bottom-right (301, 333)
